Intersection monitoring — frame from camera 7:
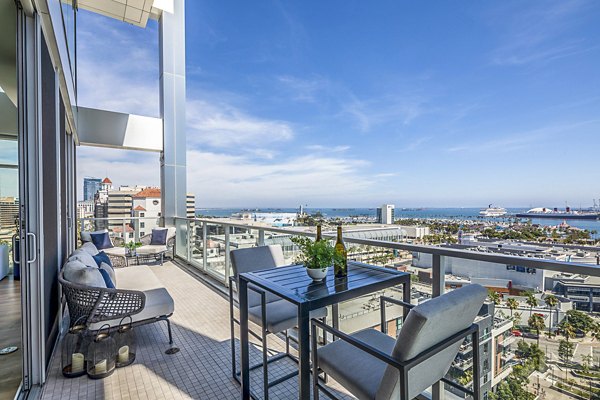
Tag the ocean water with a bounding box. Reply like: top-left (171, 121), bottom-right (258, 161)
top-left (195, 207), bottom-right (600, 234)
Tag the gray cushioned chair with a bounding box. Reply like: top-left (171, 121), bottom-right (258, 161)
top-left (311, 284), bottom-right (487, 400)
top-left (229, 245), bottom-right (327, 400)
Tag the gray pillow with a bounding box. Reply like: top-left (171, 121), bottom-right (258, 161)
top-left (63, 260), bottom-right (106, 288)
top-left (99, 262), bottom-right (116, 287)
top-left (80, 242), bottom-right (99, 256)
top-left (69, 249), bottom-right (97, 268)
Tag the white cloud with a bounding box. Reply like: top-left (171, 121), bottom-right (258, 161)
top-left (305, 144), bottom-right (350, 153)
top-left (186, 150), bottom-right (375, 207)
top-left (186, 99), bottom-right (294, 149)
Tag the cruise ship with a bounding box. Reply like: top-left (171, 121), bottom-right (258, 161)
top-left (516, 207), bottom-right (600, 220)
top-left (479, 205), bottom-right (507, 217)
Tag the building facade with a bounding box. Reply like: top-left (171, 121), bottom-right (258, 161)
top-left (82, 177), bottom-right (101, 201)
top-left (376, 204), bottom-right (395, 224)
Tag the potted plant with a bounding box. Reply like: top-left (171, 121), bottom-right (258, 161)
top-left (291, 236), bottom-right (342, 282)
top-left (124, 241), bottom-right (142, 257)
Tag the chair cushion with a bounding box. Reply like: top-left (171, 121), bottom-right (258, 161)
top-left (248, 299), bottom-right (327, 333)
top-left (136, 244), bottom-right (168, 255)
top-left (93, 251), bottom-right (112, 267)
top-left (88, 266), bottom-right (174, 330)
top-left (103, 246), bottom-right (126, 257)
top-left (62, 260), bottom-right (106, 288)
top-left (69, 249), bottom-right (98, 268)
top-left (91, 232), bottom-right (113, 250)
top-left (150, 228), bottom-right (168, 245)
top-left (80, 242), bottom-right (99, 256)
top-left (230, 245), bottom-right (286, 308)
top-left (99, 262), bottom-right (116, 286)
top-left (81, 229), bottom-right (107, 243)
top-left (377, 284), bottom-right (488, 400)
top-left (98, 268), bottom-right (115, 288)
top-left (318, 328), bottom-right (395, 400)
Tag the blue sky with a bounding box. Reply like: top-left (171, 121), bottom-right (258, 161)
top-left (76, 0), bottom-right (600, 208)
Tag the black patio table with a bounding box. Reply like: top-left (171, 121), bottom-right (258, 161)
top-left (238, 261), bottom-right (411, 400)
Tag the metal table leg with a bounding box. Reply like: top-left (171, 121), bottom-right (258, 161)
top-left (297, 304), bottom-right (310, 400)
top-left (239, 277), bottom-right (250, 400)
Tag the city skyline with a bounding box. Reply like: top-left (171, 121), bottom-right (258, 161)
top-left (76, 1), bottom-right (600, 208)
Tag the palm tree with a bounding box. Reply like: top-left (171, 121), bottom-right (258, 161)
top-left (488, 290), bottom-right (502, 318)
top-left (525, 292), bottom-right (539, 319)
top-left (506, 298), bottom-right (519, 318)
top-left (562, 321), bottom-right (576, 343)
top-left (590, 323), bottom-right (600, 342)
top-left (528, 313), bottom-right (545, 345)
top-left (544, 295), bottom-right (558, 335)
top-left (513, 311), bottom-right (523, 329)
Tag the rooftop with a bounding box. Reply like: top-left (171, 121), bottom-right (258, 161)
top-left (133, 188), bottom-right (161, 198)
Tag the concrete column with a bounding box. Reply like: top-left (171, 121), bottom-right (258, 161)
top-left (159, 0), bottom-right (187, 227)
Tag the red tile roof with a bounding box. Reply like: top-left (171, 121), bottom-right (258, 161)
top-left (133, 205), bottom-right (147, 211)
top-left (132, 188), bottom-right (161, 198)
top-left (102, 177), bottom-right (112, 184)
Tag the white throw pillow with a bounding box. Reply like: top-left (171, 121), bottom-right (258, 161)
top-left (80, 242), bottom-right (99, 256)
top-left (99, 262), bottom-right (116, 286)
top-left (81, 229), bottom-right (108, 243)
top-left (63, 260), bottom-right (106, 288)
top-left (69, 249), bottom-right (97, 268)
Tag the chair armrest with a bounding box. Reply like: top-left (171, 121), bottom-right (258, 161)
top-left (380, 295), bottom-right (414, 333)
top-left (311, 318), bottom-right (405, 370)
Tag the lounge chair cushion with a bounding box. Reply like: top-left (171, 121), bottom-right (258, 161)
top-left (63, 260), bottom-right (106, 288)
top-left (81, 229), bottom-right (108, 243)
top-left (91, 232), bottom-right (113, 250)
top-left (88, 266), bottom-right (174, 330)
top-left (93, 251), bottom-right (112, 267)
top-left (248, 299), bottom-right (327, 334)
top-left (150, 228), bottom-right (168, 245)
top-left (103, 246), bottom-right (126, 257)
top-left (136, 244), bottom-right (168, 255)
top-left (99, 262), bottom-right (116, 286)
top-left (80, 242), bottom-right (99, 256)
top-left (318, 328), bottom-right (395, 400)
top-left (69, 249), bottom-right (98, 268)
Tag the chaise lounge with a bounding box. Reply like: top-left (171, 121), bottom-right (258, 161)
top-left (59, 237), bottom-right (175, 343)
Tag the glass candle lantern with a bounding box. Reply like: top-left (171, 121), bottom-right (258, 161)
top-left (115, 316), bottom-right (136, 368)
top-left (61, 323), bottom-right (89, 378)
top-left (86, 325), bottom-right (116, 379)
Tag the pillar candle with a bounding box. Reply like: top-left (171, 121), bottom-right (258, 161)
top-left (118, 346), bottom-right (129, 364)
top-left (71, 353), bottom-right (84, 373)
top-left (95, 359), bottom-right (107, 375)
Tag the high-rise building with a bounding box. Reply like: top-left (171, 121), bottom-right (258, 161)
top-left (187, 193), bottom-right (196, 219)
top-left (82, 177), bottom-right (102, 201)
top-left (93, 177), bottom-right (114, 230)
top-left (376, 204), bottom-right (395, 224)
top-left (0, 197), bottom-right (19, 230)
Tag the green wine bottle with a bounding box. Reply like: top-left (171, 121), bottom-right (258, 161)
top-left (316, 225), bottom-right (322, 242)
top-left (334, 226), bottom-right (348, 277)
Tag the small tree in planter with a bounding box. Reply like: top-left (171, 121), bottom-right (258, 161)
top-left (124, 241), bottom-right (142, 256)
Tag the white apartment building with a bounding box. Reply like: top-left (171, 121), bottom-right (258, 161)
top-left (132, 187), bottom-right (162, 238)
top-left (377, 204), bottom-right (395, 224)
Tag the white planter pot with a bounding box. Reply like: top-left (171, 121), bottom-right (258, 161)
top-left (306, 266), bottom-right (329, 282)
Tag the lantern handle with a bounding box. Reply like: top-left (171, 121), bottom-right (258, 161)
top-left (118, 315), bottom-right (133, 328)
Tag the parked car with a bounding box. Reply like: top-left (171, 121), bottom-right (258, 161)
top-left (512, 330), bottom-right (522, 337)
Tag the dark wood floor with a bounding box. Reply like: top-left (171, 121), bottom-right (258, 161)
top-left (0, 274), bottom-right (22, 400)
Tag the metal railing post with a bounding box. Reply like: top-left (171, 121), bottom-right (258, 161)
top-left (432, 254), bottom-right (445, 400)
top-left (224, 226), bottom-right (231, 287)
top-left (134, 218), bottom-right (140, 243)
top-left (186, 219), bottom-right (192, 262)
top-left (258, 229), bottom-right (265, 246)
top-left (122, 219), bottom-right (126, 242)
top-left (202, 222), bottom-right (208, 272)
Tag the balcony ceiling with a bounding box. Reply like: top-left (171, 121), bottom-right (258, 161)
top-left (75, 0), bottom-right (164, 28)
